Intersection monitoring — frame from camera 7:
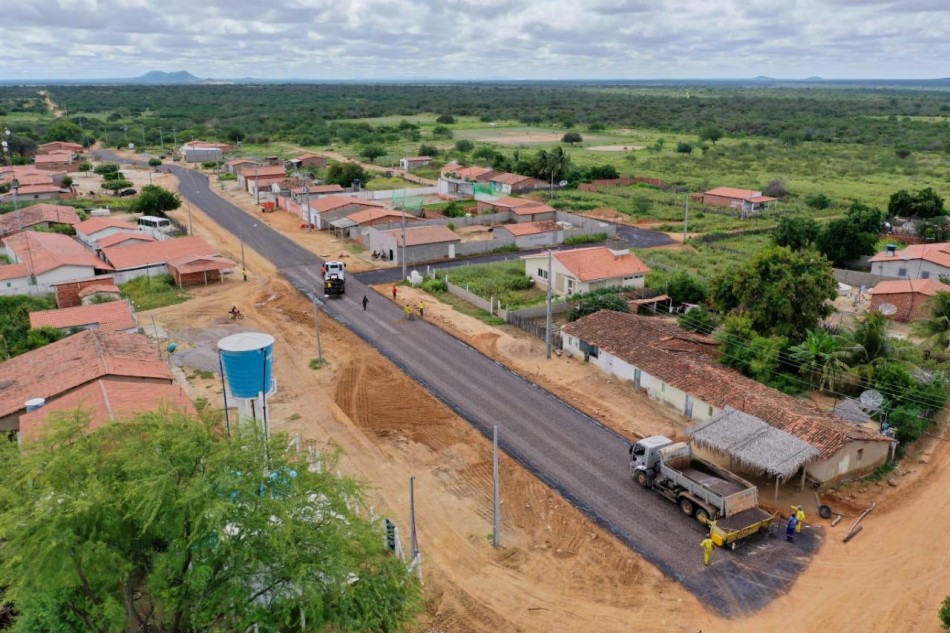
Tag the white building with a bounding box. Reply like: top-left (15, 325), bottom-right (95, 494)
top-left (522, 244), bottom-right (649, 297)
top-left (869, 242), bottom-right (950, 280)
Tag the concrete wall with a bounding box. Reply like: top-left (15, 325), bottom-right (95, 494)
top-left (834, 267), bottom-right (901, 287)
top-left (871, 258), bottom-right (949, 281)
top-left (0, 274), bottom-right (34, 296)
top-left (112, 263), bottom-right (169, 285)
top-left (348, 186), bottom-right (438, 201)
top-left (182, 148), bottom-right (223, 163)
top-left (807, 440), bottom-right (889, 485)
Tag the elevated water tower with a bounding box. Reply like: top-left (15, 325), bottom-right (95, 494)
top-left (217, 332), bottom-right (277, 434)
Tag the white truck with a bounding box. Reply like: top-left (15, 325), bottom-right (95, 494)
top-left (629, 435), bottom-right (775, 548)
top-left (322, 261), bottom-right (345, 297)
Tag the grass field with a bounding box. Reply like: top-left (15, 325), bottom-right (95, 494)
top-left (441, 260), bottom-right (547, 309)
top-left (634, 234), bottom-right (774, 285)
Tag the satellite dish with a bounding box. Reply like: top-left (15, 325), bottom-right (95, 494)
top-left (859, 389), bottom-right (885, 409)
top-left (559, 180), bottom-right (568, 187)
top-left (878, 303), bottom-right (897, 316)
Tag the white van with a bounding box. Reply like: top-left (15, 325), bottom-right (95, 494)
top-left (137, 216), bottom-right (173, 233)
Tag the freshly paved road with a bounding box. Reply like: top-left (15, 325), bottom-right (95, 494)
top-left (105, 152), bottom-right (816, 616)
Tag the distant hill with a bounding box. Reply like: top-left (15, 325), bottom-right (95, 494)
top-left (129, 70), bottom-right (204, 84)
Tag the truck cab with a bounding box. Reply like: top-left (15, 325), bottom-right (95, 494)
top-left (629, 435), bottom-right (674, 474)
top-left (322, 261), bottom-right (345, 281)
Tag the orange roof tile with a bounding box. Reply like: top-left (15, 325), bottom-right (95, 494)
top-left (167, 254), bottom-right (236, 274)
top-left (74, 217), bottom-right (138, 236)
top-left (18, 380), bottom-right (195, 441)
top-left (870, 278), bottom-right (950, 296)
top-left (3, 184), bottom-right (65, 195)
top-left (34, 153), bottom-right (75, 165)
top-left (561, 311), bottom-right (889, 457)
top-left (486, 196), bottom-right (542, 209)
top-left (96, 233), bottom-right (156, 248)
top-left (308, 195), bottom-right (384, 214)
top-left (102, 236), bottom-right (217, 270)
top-left (452, 166), bottom-right (494, 180)
top-left (490, 172), bottom-right (534, 186)
top-left (501, 221), bottom-right (560, 236)
top-left (869, 242), bottom-right (950, 268)
top-left (2, 231), bottom-right (112, 275)
top-left (704, 186), bottom-right (765, 200)
top-left (0, 330), bottom-right (172, 420)
top-left (344, 208), bottom-right (416, 225)
top-left (403, 156), bottom-right (433, 162)
top-left (383, 225), bottom-right (460, 246)
top-left (29, 301), bottom-right (137, 332)
top-left (78, 282), bottom-right (121, 297)
top-left (292, 184), bottom-right (345, 195)
top-left (0, 263), bottom-right (29, 281)
top-left (550, 246), bottom-right (650, 281)
top-left (511, 203), bottom-right (555, 216)
top-left (243, 165), bottom-right (287, 179)
top-left (0, 204), bottom-right (81, 237)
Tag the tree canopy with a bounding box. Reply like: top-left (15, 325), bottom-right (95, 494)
top-left (561, 132), bottom-right (583, 145)
top-left (325, 162), bottom-right (371, 187)
top-left (772, 216), bottom-right (821, 251)
top-left (0, 411), bottom-right (421, 632)
top-left (129, 184), bottom-right (181, 217)
top-left (710, 245), bottom-right (837, 341)
top-left (816, 202), bottom-right (883, 265)
top-left (888, 187), bottom-right (946, 219)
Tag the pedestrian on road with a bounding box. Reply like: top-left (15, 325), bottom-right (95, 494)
top-left (392, 285), bottom-right (398, 300)
top-left (362, 295), bottom-right (369, 311)
top-left (795, 505), bottom-right (806, 533)
top-left (404, 304), bottom-right (413, 320)
top-left (786, 514), bottom-right (799, 543)
top-left (701, 535), bottom-right (714, 567)
top-left (418, 300), bottom-right (426, 318)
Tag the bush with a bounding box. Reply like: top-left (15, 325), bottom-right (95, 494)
top-left (562, 132), bottom-right (583, 145)
top-left (455, 139), bottom-right (474, 152)
top-left (432, 126), bottom-right (453, 139)
top-left (764, 178), bottom-right (789, 198)
top-left (679, 307), bottom-right (719, 334)
top-left (563, 232), bottom-right (608, 246)
top-left (418, 143), bottom-right (439, 157)
top-left (435, 114), bottom-right (455, 124)
top-left (940, 595), bottom-right (950, 629)
top-left (442, 201), bottom-right (467, 218)
top-left (93, 163), bottom-right (120, 176)
top-left (805, 193), bottom-right (832, 210)
top-left (665, 271), bottom-right (708, 305)
top-left (119, 273), bottom-right (188, 311)
top-left (148, 157), bottom-right (162, 167)
top-left (567, 291), bottom-right (630, 322)
top-left (421, 278), bottom-right (448, 293)
top-left (675, 141), bottom-right (693, 154)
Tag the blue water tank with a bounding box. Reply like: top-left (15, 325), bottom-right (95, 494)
top-left (217, 332), bottom-right (275, 399)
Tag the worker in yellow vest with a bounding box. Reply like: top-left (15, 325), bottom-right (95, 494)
top-left (795, 505), bottom-right (806, 533)
top-left (701, 535), bottom-right (714, 567)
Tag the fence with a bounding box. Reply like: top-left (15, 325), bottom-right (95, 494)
top-left (578, 176), bottom-right (669, 191)
top-left (506, 313), bottom-right (563, 349)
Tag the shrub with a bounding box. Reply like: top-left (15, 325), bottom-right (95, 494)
top-left (435, 114), bottom-right (455, 124)
top-left (665, 271), bottom-right (708, 305)
top-left (431, 126), bottom-right (453, 139)
top-left (442, 201), bottom-right (467, 218)
top-left (764, 178), bottom-right (789, 198)
top-left (418, 143), bottom-right (439, 157)
top-left (567, 291), bottom-right (630, 322)
top-left (675, 141), bottom-right (693, 154)
top-left (679, 307), bottom-right (719, 333)
top-left (805, 193), bottom-right (832, 210)
top-left (940, 595), bottom-right (950, 629)
top-left (563, 232), bottom-right (608, 246)
top-left (562, 132), bottom-right (583, 145)
top-left (455, 139), bottom-right (474, 152)
top-left (421, 278), bottom-right (448, 293)
top-left (148, 157), bottom-right (162, 167)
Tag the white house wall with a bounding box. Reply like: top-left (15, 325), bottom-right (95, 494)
top-left (111, 264), bottom-right (169, 284)
top-left (871, 258), bottom-right (950, 280)
top-left (806, 440), bottom-right (889, 484)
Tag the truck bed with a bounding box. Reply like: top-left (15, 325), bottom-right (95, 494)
top-left (716, 507), bottom-right (772, 532)
top-left (680, 467), bottom-right (746, 497)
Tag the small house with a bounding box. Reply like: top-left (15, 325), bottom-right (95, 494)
top-left (366, 225), bottom-right (461, 264)
top-left (51, 274), bottom-right (121, 308)
top-left (29, 300), bottom-right (138, 334)
top-left (0, 204), bottom-right (81, 238)
top-left (699, 187), bottom-right (776, 212)
top-left (869, 278), bottom-right (950, 322)
top-left (74, 217), bottom-right (140, 249)
top-left (522, 244), bottom-right (649, 296)
top-left (305, 195), bottom-right (385, 230)
top-left (399, 156), bottom-right (433, 171)
top-left (101, 235), bottom-right (218, 283)
top-left (869, 242), bottom-right (950, 280)
top-left (0, 231), bottom-right (112, 295)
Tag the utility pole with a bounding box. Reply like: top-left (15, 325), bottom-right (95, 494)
top-left (159, 127), bottom-right (164, 152)
top-left (187, 201), bottom-right (194, 236)
top-left (409, 475), bottom-right (419, 559)
top-left (400, 210), bottom-right (408, 281)
top-left (171, 128), bottom-right (178, 147)
top-left (492, 426), bottom-right (501, 548)
top-left (545, 250), bottom-right (553, 359)
top-left (312, 290), bottom-right (324, 364)
top-left (142, 125), bottom-right (146, 147)
top-left (254, 164), bottom-right (260, 205)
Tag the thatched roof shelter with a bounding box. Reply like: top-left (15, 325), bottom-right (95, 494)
top-left (687, 407), bottom-right (821, 481)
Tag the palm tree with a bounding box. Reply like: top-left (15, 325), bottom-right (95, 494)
top-left (840, 312), bottom-right (917, 381)
top-left (789, 328), bottom-right (850, 392)
top-left (912, 290), bottom-right (950, 355)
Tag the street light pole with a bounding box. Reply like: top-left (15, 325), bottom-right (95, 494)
top-left (159, 127), bottom-right (164, 153)
top-left (254, 164), bottom-right (260, 206)
top-left (240, 228), bottom-right (247, 281)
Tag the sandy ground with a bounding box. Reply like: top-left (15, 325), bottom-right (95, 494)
top-left (587, 145), bottom-right (645, 152)
top-left (477, 132), bottom-right (564, 144)
top-left (138, 180), bottom-right (950, 632)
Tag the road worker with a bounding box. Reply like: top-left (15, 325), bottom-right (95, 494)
top-left (418, 301), bottom-right (426, 318)
top-left (795, 505), bottom-right (806, 533)
top-left (701, 535), bottom-right (714, 567)
top-left (404, 304), bottom-right (413, 320)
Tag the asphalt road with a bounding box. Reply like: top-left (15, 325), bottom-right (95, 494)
top-left (105, 153), bottom-right (816, 616)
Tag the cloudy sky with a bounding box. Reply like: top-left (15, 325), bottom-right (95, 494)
top-left (2, 0), bottom-right (948, 80)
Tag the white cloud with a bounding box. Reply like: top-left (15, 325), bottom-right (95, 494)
top-left (1, 0), bottom-right (947, 79)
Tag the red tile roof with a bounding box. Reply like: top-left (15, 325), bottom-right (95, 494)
top-left (0, 263), bottom-right (29, 281)
top-left (38, 142), bottom-right (84, 154)
top-left (501, 221), bottom-right (560, 236)
top-left (0, 204), bottom-right (81, 237)
top-left (78, 282), bottom-right (121, 297)
top-left (4, 184), bottom-right (65, 195)
top-left (870, 278), bottom-right (950, 296)
top-left (2, 231), bottom-right (112, 275)
top-left (0, 330), bottom-right (172, 420)
top-left (451, 166), bottom-right (495, 180)
top-left (403, 156), bottom-right (433, 162)
top-left (704, 187), bottom-right (768, 200)
top-left (551, 246), bottom-right (650, 281)
top-left (34, 153), bottom-right (75, 165)
top-left (226, 158), bottom-right (257, 166)
top-left (344, 208), bottom-right (416, 225)
top-left (96, 233), bottom-right (155, 248)
top-left (19, 380), bottom-right (194, 441)
top-left (511, 203), bottom-right (555, 216)
top-left (561, 311), bottom-right (889, 457)
top-left (308, 195), bottom-right (384, 214)
top-left (102, 235), bottom-right (217, 270)
top-left (486, 196), bottom-right (543, 209)
top-left (869, 242), bottom-right (950, 268)
top-left (74, 217), bottom-right (138, 236)
top-left (242, 165), bottom-right (287, 179)
top-left (167, 254), bottom-right (236, 274)
top-left (383, 225), bottom-right (460, 246)
top-left (490, 172), bottom-right (534, 186)
top-left (29, 301), bottom-right (137, 332)
top-left (292, 184), bottom-right (345, 195)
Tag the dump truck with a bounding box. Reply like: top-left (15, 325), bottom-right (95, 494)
top-left (322, 261), bottom-right (346, 297)
top-left (629, 435), bottom-right (775, 548)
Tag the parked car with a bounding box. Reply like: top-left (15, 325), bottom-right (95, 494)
top-left (118, 189), bottom-right (137, 197)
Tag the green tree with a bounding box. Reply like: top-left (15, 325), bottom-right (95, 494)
top-left (431, 125), bottom-right (453, 139)
top-left (147, 157), bottom-right (162, 167)
top-left (816, 202), bottom-right (883, 265)
top-left (43, 120), bottom-right (83, 143)
top-left (23, 326), bottom-right (65, 351)
top-left (360, 145), bottom-right (385, 162)
top-left (129, 184), bottom-right (181, 217)
top-left (101, 179), bottom-right (133, 195)
top-left (533, 146), bottom-right (571, 183)
top-left (710, 245), bottom-right (836, 341)
top-left (0, 411), bottom-right (421, 632)
top-left (325, 162), bottom-right (371, 187)
top-left (940, 595), bottom-right (950, 629)
top-left (715, 315), bottom-right (786, 382)
top-left (665, 271), bottom-right (708, 305)
top-left (772, 216), bottom-right (821, 250)
top-left (455, 139), bottom-right (474, 152)
top-left (888, 187), bottom-right (945, 218)
top-left (840, 312), bottom-right (911, 380)
top-left (804, 193), bottom-right (832, 210)
top-left (61, 176), bottom-right (73, 188)
top-left (418, 143), bottom-right (440, 157)
top-left (435, 114), bottom-right (455, 124)
top-left (78, 161), bottom-right (92, 176)
top-left (587, 164), bottom-right (619, 180)
top-left (698, 126), bottom-right (723, 145)
top-left (675, 141), bottom-right (693, 154)
top-left (567, 291), bottom-right (630, 322)
top-left (678, 306), bottom-right (718, 333)
top-left (561, 132), bottom-right (583, 145)
top-left (911, 290), bottom-right (950, 355)
top-left (789, 328), bottom-right (849, 392)
top-left (93, 163), bottom-right (120, 176)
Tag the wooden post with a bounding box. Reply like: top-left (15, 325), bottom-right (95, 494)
top-left (774, 474), bottom-right (781, 501)
top-left (799, 467), bottom-right (807, 491)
